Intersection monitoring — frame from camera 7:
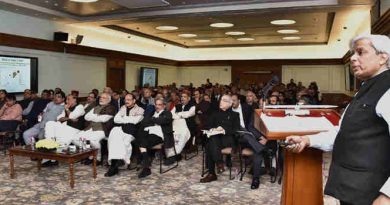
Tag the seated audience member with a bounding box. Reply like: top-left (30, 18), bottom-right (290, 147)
top-left (246, 90), bottom-right (259, 110)
top-left (42, 94), bottom-right (85, 167)
top-left (111, 90), bottom-right (125, 112)
top-left (167, 91), bottom-right (196, 163)
top-left (268, 95), bottom-right (279, 105)
top-left (72, 93), bottom-right (116, 165)
top-left (135, 98), bottom-right (174, 178)
top-left (287, 79), bottom-right (297, 90)
top-left (18, 89), bottom-right (32, 110)
top-left (44, 94), bottom-right (85, 144)
top-left (105, 93), bottom-right (144, 177)
top-left (84, 92), bottom-right (97, 114)
top-left (195, 94), bottom-right (212, 143)
top-left (278, 92), bottom-right (286, 105)
top-left (231, 94), bottom-right (268, 189)
top-left (120, 89), bottom-right (129, 99)
top-left (23, 90), bottom-right (52, 128)
top-left (140, 88), bottom-right (155, 115)
top-left (70, 90), bottom-right (79, 98)
top-left (211, 87), bottom-right (222, 111)
top-left (48, 89), bottom-right (55, 100)
top-left (167, 91), bottom-right (179, 111)
top-left (200, 95), bottom-right (240, 183)
top-left (0, 94), bottom-right (23, 132)
top-left (23, 91), bottom-right (65, 144)
top-left (162, 89), bottom-right (170, 104)
top-left (0, 89), bottom-right (7, 109)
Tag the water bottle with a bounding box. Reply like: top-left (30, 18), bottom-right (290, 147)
top-left (31, 137), bottom-right (35, 150)
top-left (79, 137), bottom-right (84, 151)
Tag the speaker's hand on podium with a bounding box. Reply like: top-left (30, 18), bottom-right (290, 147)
top-left (285, 136), bottom-right (310, 153)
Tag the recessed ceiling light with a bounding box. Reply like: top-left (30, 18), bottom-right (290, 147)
top-left (155, 26), bottom-right (179, 31)
top-left (195, 39), bottom-right (211, 43)
top-left (210, 23), bottom-right (234, 28)
top-left (237, 37), bottom-right (255, 41)
top-left (277, 29), bottom-right (299, 34)
top-left (70, 0), bottom-right (99, 2)
top-left (225, 31), bottom-right (245, 36)
top-left (178, 34), bottom-right (197, 38)
top-left (271, 20), bottom-right (296, 25)
top-left (282, 36), bottom-right (301, 40)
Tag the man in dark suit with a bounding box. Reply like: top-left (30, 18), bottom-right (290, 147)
top-left (232, 94), bottom-right (267, 189)
top-left (135, 98), bottom-right (174, 178)
top-left (200, 95), bottom-right (240, 183)
top-left (111, 90), bottom-right (125, 113)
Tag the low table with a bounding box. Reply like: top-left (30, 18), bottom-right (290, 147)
top-left (8, 146), bottom-right (98, 188)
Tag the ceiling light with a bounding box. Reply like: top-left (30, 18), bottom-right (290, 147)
top-left (225, 31), bottom-right (245, 36)
top-left (195, 39), bottom-right (211, 43)
top-left (178, 34), bottom-right (197, 38)
top-left (155, 26), bottom-right (179, 31)
top-left (210, 23), bottom-right (234, 28)
top-left (277, 29), bottom-right (299, 34)
top-left (70, 0), bottom-right (99, 2)
top-left (282, 36), bottom-right (301, 40)
top-left (237, 38), bottom-right (255, 41)
top-left (270, 20), bottom-right (296, 25)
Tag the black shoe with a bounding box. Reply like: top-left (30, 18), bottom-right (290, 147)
top-left (138, 168), bottom-right (151, 178)
top-left (251, 178), bottom-right (260, 189)
top-left (176, 154), bottom-right (182, 162)
top-left (104, 166), bottom-right (119, 177)
top-left (164, 156), bottom-right (176, 166)
top-left (41, 160), bottom-right (59, 167)
top-left (269, 167), bottom-right (276, 177)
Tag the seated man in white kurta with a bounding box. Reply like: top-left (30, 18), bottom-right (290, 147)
top-left (167, 91), bottom-right (196, 164)
top-left (41, 94), bottom-right (85, 167)
top-left (105, 93), bottom-right (144, 177)
top-left (72, 93), bottom-right (116, 165)
top-left (45, 95), bottom-right (85, 145)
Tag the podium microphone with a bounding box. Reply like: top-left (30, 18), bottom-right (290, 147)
top-left (260, 75), bottom-right (280, 101)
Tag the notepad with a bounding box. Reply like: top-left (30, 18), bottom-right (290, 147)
top-left (261, 115), bottom-right (335, 133)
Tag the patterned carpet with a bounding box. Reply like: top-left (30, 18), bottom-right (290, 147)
top-left (0, 149), bottom-right (339, 205)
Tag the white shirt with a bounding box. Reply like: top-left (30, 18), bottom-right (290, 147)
top-left (171, 105), bottom-right (196, 120)
top-left (56, 104), bottom-right (85, 124)
top-left (232, 104), bottom-right (245, 128)
top-left (308, 88), bottom-right (390, 197)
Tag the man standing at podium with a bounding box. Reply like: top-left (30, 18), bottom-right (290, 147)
top-left (286, 34), bottom-right (390, 205)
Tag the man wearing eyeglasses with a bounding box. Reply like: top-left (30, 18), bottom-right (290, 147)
top-left (200, 94), bottom-right (240, 183)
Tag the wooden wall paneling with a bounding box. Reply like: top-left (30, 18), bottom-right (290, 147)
top-left (106, 58), bottom-right (126, 91)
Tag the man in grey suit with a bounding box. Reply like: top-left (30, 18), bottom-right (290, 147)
top-left (23, 91), bottom-right (65, 145)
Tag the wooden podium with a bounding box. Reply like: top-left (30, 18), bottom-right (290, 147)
top-left (254, 108), bottom-right (340, 205)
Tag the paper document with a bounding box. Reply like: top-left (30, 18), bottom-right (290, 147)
top-left (261, 115), bottom-right (335, 133)
top-left (202, 129), bottom-right (225, 138)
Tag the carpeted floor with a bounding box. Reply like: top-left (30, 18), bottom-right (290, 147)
top-left (0, 149), bottom-right (338, 205)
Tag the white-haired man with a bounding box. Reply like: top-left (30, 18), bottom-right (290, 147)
top-left (200, 94), bottom-right (240, 183)
top-left (72, 93), bottom-right (116, 165)
top-left (286, 34), bottom-right (390, 205)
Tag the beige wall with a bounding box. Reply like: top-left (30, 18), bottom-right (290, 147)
top-left (125, 61), bottom-right (179, 91)
top-left (125, 63), bottom-right (232, 90)
top-left (282, 65), bottom-right (346, 93)
top-left (178, 66), bottom-right (232, 87)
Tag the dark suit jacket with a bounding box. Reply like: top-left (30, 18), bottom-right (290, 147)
top-left (141, 110), bottom-right (174, 148)
top-left (111, 98), bottom-right (125, 113)
top-left (241, 103), bottom-right (254, 129)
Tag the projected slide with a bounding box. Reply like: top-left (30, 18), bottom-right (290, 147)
top-left (141, 68), bottom-right (157, 87)
top-left (0, 56), bottom-right (31, 93)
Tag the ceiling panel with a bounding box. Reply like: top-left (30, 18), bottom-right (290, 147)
top-left (106, 11), bottom-right (333, 47)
